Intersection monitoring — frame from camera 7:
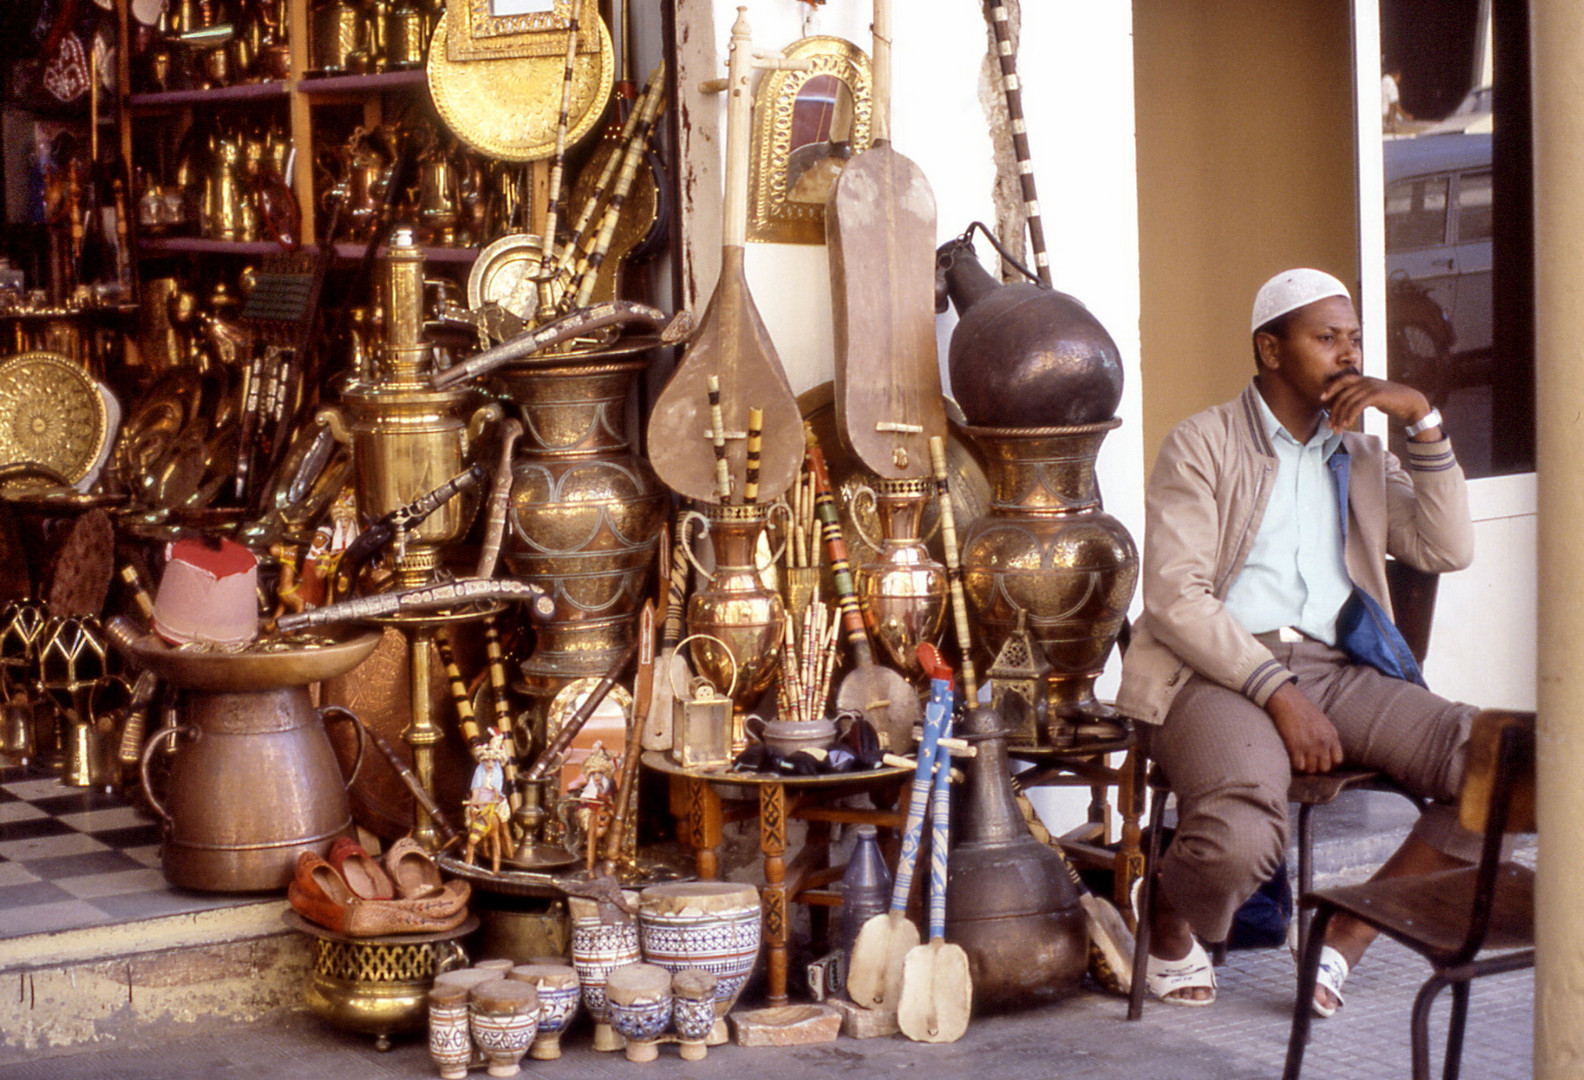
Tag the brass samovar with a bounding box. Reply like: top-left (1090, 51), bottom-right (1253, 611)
top-left (320, 228), bottom-right (497, 848)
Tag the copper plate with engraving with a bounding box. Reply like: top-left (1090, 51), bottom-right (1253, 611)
top-left (467, 233), bottom-right (550, 323)
top-left (427, 10), bottom-right (614, 163)
top-left (0, 352), bottom-right (108, 489)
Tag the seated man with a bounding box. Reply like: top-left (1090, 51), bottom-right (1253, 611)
top-left (1117, 268), bottom-right (1479, 1014)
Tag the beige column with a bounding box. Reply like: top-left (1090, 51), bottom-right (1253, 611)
top-left (1532, 5), bottom-right (1584, 1076)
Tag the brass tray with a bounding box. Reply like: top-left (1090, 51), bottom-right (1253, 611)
top-left (467, 232), bottom-right (549, 322)
top-left (427, 10), bottom-right (614, 163)
top-left (0, 351), bottom-right (109, 489)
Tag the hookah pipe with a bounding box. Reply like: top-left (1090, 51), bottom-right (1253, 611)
top-left (333, 463), bottom-right (488, 598)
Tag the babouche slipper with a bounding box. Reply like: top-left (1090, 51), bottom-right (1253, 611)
top-left (1311, 945), bottom-right (1350, 1018)
top-left (329, 835), bottom-right (396, 900)
top-left (384, 836), bottom-right (444, 899)
top-left (1145, 938), bottom-right (1217, 1007)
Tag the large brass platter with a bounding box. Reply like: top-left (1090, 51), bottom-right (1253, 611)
top-left (427, 11), bottom-right (615, 163)
top-left (0, 351), bottom-right (108, 488)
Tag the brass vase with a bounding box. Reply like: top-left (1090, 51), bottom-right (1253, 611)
top-left (960, 420), bottom-right (1138, 740)
top-left (682, 503), bottom-right (786, 725)
top-left (852, 477), bottom-right (947, 681)
top-left (494, 359), bottom-right (666, 736)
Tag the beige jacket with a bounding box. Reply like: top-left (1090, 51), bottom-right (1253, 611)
top-left (1116, 382), bottom-right (1473, 726)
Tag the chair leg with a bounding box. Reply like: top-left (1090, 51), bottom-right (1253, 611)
top-left (1127, 783), bottom-right (1170, 1020)
top-left (1411, 972), bottom-right (1452, 1080)
top-left (1442, 978), bottom-right (1471, 1080)
top-left (1282, 904), bottom-right (1337, 1080)
top-left (1295, 800), bottom-right (1315, 956)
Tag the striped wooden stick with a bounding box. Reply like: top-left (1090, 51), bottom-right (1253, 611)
top-left (743, 406), bottom-right (764, 504)
top-left (806, 430), bottom-right (875, 666)
top-left (930, 435), bottom-right (979, 701)
top-left (568, 63), bottom-right (667, 310)
top-left (435, 631), bottom-right (482, 745)
top-left (555, 64), bottom-right (660, 278)
top-left (708, 375), bottom-right (731, 502)
top-left (985, 0), bottom-right (1050, 286)
top-left (537, 0), bottom-right (585, 312)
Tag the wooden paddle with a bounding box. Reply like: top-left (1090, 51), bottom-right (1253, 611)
top-left (898, 647), bottom-right (972, 1042)
top-left (846, 656), bottom-right (951, 1012)
top-left (647, 8), bottom-right (806, 506)
top-left (826, 0), bottom-right (946, 481)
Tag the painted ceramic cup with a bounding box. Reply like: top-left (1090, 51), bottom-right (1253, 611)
top-left (509, 963), bottom-right (581, 1061)
top-left (605, 963), bottom-right (674, 1063)
top-left (427, 983), bottom-right (472, 1080)
top-left (671, 968), bottom-right (719, 1062)
top-left (569, 894), bottom-right (643, 1052)
top-left (469, 980), bottom-right (539, 1078)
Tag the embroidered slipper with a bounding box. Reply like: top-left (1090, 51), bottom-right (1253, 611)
top-left (384, 836), bottom-right (444, 900)
top-left (1311, 945), bottom-right (1350, 1018)
top-left (1145, 938), bottom-right (1217, 1007)
top-left (329, 835), bottom-right (396, 900)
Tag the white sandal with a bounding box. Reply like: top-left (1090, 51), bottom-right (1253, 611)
top-left (1145, 938), bottom-right (1217, 1007)
top-left (1311, 945), bottom-right (1349, 1018)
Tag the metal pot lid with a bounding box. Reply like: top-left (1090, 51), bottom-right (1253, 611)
top-left (426, 10), bottom-right (614, 163)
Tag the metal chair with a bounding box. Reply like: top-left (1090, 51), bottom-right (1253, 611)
top-left (1282, 709), bottom-right (1536, 1080)
top-left (1126, 560), bottom-right (1439, 1020)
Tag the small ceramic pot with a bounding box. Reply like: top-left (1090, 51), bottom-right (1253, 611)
top-left (605, 963), bottom-right (673, 1063)
top-left (509, 963), bottom-right (581, 1061)
top-left (427, 983), bottom-right (471, 1080)
top-left (671, 968), bottom-right (719, 1062)
top-left (469, 980), bottom-right (539, 1078)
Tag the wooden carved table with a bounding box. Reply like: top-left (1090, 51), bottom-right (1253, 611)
top-left (1007, 726), bottom-right (1147, 921)
top-left (642, 752), bottom-right (911, 1005)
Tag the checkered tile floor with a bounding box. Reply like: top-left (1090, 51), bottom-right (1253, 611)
top-left (0, 765), bottom-right (244, 939)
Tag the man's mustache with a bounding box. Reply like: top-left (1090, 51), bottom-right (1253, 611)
top-left (1326, 366), bottom-right (1362, 385)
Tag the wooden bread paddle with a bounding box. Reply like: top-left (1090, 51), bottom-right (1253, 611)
top-left (897, 645), bottom-right (972, 1042)
top-left (826, 0), bottom-right (946, 480)
top-left (846, 653), bottom-right (951, 1011)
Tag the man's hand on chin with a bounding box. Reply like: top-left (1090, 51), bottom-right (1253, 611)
top-left (1266, 681), bottom-right (1345, 774)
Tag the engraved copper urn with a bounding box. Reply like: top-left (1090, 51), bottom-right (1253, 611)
top-left (682, 503), bottom-right (785, 726)
top-left (960, 421), bottom-right (1138, 740)
top-left (944, 703), bottom-right (1086, 1005)
top-left (493, 358), bottom-right (666, 734)
top-left (852, 477), bottom-right (946, 681)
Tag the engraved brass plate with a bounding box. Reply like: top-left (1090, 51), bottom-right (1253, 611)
top-left (467, 232), bottom-right (548, 322)
top-left (0, 352), bottom-right (109, 488)
top-left (427, 10), bottom-right (614, 163)
top-left (748, 37), bottom-right (872, 245)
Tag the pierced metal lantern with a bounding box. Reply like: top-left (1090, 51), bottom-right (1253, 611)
top-left (0, 599), bottom-right (49, 701)
top-left (988, 608), bottom-right (1050, 745)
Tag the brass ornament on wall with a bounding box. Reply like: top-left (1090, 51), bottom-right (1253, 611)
top-left (0, 352), bottom-right (109, 491)
top-left (747, 36), bottom-right (872, 245)
top-left (446, 0), bottom-right (605, 62)
top-left (426, 10), bottom-right (614, 162)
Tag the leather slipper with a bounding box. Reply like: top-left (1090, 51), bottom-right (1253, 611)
top-left (289, 851), bottom-right (352, 933)
top-left (329, 835), bottom-right (396, 900)
top-left (384, 836), bottom-right (444, 899)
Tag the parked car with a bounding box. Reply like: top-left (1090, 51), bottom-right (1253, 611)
top-left (1384, 132), bottom-right (1493, 404)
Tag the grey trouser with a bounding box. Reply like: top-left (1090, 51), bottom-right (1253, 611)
top-left (1145, 639), bottom-right (1479, 943)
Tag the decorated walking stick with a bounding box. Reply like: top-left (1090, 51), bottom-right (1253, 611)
top-left (984, 0), bottom-right (1050, 286)
top-left (930, 435), bottom-right (978, 701)
top-left (536, 0), bottom-right (585, 313)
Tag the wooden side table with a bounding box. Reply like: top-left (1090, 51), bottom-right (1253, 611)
top-left (1008, 728), bottom-right (1146, 921)
top-left (642, 752), bottom-right (911, 1005)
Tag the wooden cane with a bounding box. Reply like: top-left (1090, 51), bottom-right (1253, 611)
top-left (930, 435), bottom-right (978, 701)
top-left (984, 0), bottom-right (1050, 285)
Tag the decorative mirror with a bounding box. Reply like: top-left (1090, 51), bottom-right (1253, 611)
top-left (748, 36), bottom-right (872, 245)
top-left (446, 0), bottom-right (602, 62)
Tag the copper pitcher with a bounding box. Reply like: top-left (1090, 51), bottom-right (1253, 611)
top-left (851, 476), bottom-right (947, 681)
top-left (682, 503), bottom-right (788, 732)
top-left (134, 632), bottom-right (380, 892)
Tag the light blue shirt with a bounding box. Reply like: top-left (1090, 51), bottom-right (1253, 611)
top-left (1223, 392), bottom-right (1353, 645)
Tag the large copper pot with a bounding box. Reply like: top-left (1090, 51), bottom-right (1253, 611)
top-left (852, 477), bottom-right (946, 681)
top-left (682, 503), bottom-right (785, 723)
top-left (944, 704), bottom-right (1086, 1006)
top-left (960, 421), bottom-right (1137, 737)
top-left (132, 632), bottom-right (381, 892)
top-left (494, 359), bottom-right (666, 732)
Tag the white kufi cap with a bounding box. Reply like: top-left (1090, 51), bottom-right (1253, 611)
top-left (1251, 268), bottom-right (1351, 333)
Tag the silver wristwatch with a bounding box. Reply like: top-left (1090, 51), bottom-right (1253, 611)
top-left (1404, 407), bottom-right (1443, 438)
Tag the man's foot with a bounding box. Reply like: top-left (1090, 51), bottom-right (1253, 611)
top-left (1145, 937), bottom-right (1217, 1006)
top-left (1149, 897), bottom-right (1214, 1004)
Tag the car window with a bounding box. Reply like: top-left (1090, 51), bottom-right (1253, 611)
top-left (1385, 174), bottom-right (1450, 250)
top-left (1455, 170), bottom-right (1493, 243)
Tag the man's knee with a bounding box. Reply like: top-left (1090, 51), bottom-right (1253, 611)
top-left (1172, 787), bottom-right (1288, 888)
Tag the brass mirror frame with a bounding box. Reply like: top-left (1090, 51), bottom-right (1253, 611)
top-left (748, 36), bottom-right (872, 246)
top-left (447, 0), bottom-right (602, 62)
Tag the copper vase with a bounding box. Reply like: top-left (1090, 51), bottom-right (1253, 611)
top-left (682, 503), bottom-right (786, 721)
top-left (494, 359), bottom-right (666, 733)
top-left (852, 477), bottom-right (947, 681)
top-left (960, 421), bottom-right (1138, 739)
